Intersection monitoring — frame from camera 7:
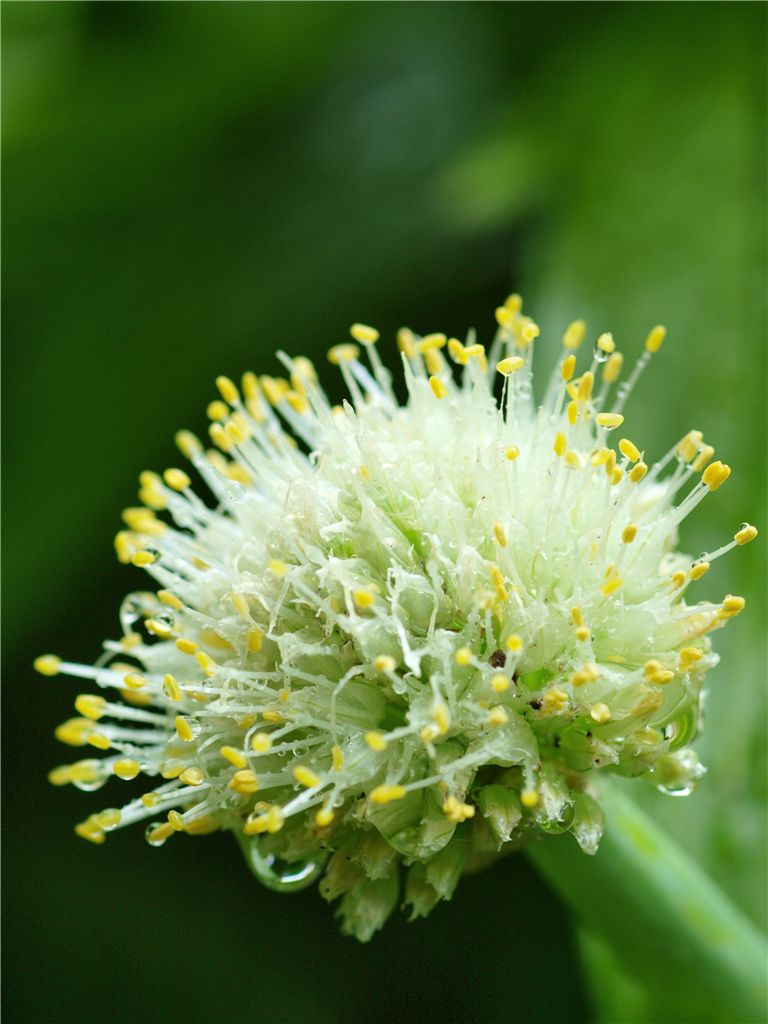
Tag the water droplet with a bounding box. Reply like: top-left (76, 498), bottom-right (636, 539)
top-left (238, 836), bottom-right (326, 892)
top-left (592, 343), bottom-right (609, 364)
top-left (740, 522), bottom-right (748, 531)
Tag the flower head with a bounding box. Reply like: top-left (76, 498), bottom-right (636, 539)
top-left (39, 297), bottom-right (755, 940)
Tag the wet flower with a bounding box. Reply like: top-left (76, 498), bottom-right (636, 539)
top-left (38, 296), bottom-right (755, 940)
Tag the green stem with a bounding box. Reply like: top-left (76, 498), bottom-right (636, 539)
top-left (526, 781), bottom-right (767, 1024)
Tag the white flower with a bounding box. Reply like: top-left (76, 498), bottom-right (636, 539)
top-left (37, 296), bottom-right (755, 940)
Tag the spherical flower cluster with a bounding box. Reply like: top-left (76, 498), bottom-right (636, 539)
top-left (37, 296), bottom-right (755, 940)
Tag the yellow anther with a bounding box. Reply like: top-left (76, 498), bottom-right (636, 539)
top-left (689, 562), bottom-right (710, 581)
top-left (163, 468), bottom-right (191, 492)
top-left (571, 606), bottom-right (584, 626)
top-left (215, 375), bottom-right (240, 405)
top-left (495, 305), bottom-right (516, 328)
top-left (157, 590), bottom-right (183, 611)
top-left (241, 371), bottom-right (260, 400)
top-left (721, 594), bottom-right (746, 615)
top-left (611, 467), bottom-right (624, 485)
top-left (622, 523), bottom-right (638, 544)
top-left (506, 634), bottom-right (523, 652)
top-left (618, 438), bottom-right (641, 463)
top-left (504, 445), bottom-right (520, 461)
top-left (571, 662), bottom-right (599, 687)
top-left (229, 770), bottom-right (260, 795)
top-left (374, 654), bottom-right (396, 673)
top-left (629, 461), bottom-right (648, 483)
top-left (114, 759), bottom-right (140, 781)
top-left (424, 348), bottom-right (443, 375)
top-left (208, 422), bottom-right (232, 451)
top-left (577, 371), bottom-right (594, 402)
top-left (591, 448), bottom-right (611, 466)
top-left (602, 351), bottom-right (624, 384)
top-left (644, 659), bottom-right (664, 678)
top-left (541, 688), bottom-right (569, 716)
top-left (597, 332), bottom-right (615, 354)
top-left (167, 810), bottom-right (185, 832)
top-left (350, 323), bottom-right (379, 345)
top-left (692, 445), bottom-right (715, 472)
top-left (365, 732), bottom-right (388, 752)
top-left (207, 400), bottom-right (229, 421)
top-left (353, 588), bottom-right (375, 609)
top-left (487, 705), bottom-right (509, 727)
top-left (220, 745), bottom-right (248, 769)
top-left (75, 820), bottom-right (106, 845)
top-left (225, 419), bottom-right (247, 446)
top-left (229, 592), bottom-right (251, 620)
top-left (87, 732), bottom-right (111, 751)
top-left (175, 429), bottom-right (203, 460)
top-left (555, 356), bottom-right (575, 387)
top-left (114, 531), bottom-right (135, 564)
top-left (251, 733), bottom-right (272, 754)
top-left (678, 430), bottom-right (704, 462)
top-left (327, 343), bottom-right (360, 365)
top-left (370, 784), bottom-right (407, 805)
top-left (504, 293), bottom-right (523, 314)
top-left (601, 576), bottom-right (623, 596)
top-left (645, 325), bottom-right (666, 353)
top-left (735, 523), bottom-right (757, 545)
top-left (604, 450), bottom-right (617, 478)
top-left (285, 390), bottom-right (309, 414)
top-left (68, 761), bottom-right (101, 784)
top-left (397, 328), bottom-right (416, 359)
top-left (175, 716), bottom-right (194, 742)
top-left (442, 795), bottom-right (476, 823)
top-left (432, 700), bottom-right (451, 735)
top-left (141, 791), bottom-right (161, 808)
top-left (493, 522), bottom-right (508, 547)
top-left (315, 805), bottom-right (335, 828)
top-left (420, 723), bottom-right (439, 743)
top-left (575, 626), bottom-right (591, 642)
top-left (262, 710), bottom-right (285, 724)
top-left (123, 671), bottom-right (148, 690)
top-left (292, 765), bottom-right (319, 786)
top-left (447, 338), bottom-right (466, 363)
top-left (34, 654), bottom-right (62, 677)
top-left (175, 638), bottom-right (198, 655)
top-left (565, 400), bottom-right (578, 426)
top-left (131, 550), bottom-right (156, 568)
top-left (246, 626), bottom-right (264, 653)
top-left (649, 669), bottom-right (675, 685)
top-left (702, 461), bottom-right (731, 491)
top-left (679, 647), bottom-right (704, 669)
top-left (491, 674), bottom-right (510, 693)
top-left (48, 765), bottom-right (73, 786)
top-left (331, 744), bottom-right (344, 771)
top-left (180, 767), bottom-right (204, 786)
top-left (54, 716), bottom-right (91, 749)
top-left (553, 431), bottom-right (567, 457)
top-left (74, 694), bottom-right (106, 720)
top-left (596, 412), bottom-right (624, 429)
top-left (464, 343), bottom-right (487, 369)
top-left (268, 559), bottom-right (287, 577)
top-left (429, 375), bottom-right (448, 400)
top-left (564, 451), bottom-right (583, 470)
top-left (419, 332), bottom-right (447, 352)
top-left (520, 788), bottom-right (539, 809)
top-left (496, 356), bottom-right (524, 375)
top-left (590, 703), bottom-right (612, 724)
top-left (454, 647), bottom-right (472, 667)
top-left (145, 617), bottom-right (173, 639)
top-left (195, 651), bottom-right (217, 677)
top-left (261, 376), bottom-right (290, 407)
top-left (562, 319), bottom-right (586, 350)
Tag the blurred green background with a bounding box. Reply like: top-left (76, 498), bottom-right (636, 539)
top-left (3, 3), bottom-right (766, 1022)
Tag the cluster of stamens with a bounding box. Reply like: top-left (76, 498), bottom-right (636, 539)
top-left (37, 295), bottom-right (755, 939)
